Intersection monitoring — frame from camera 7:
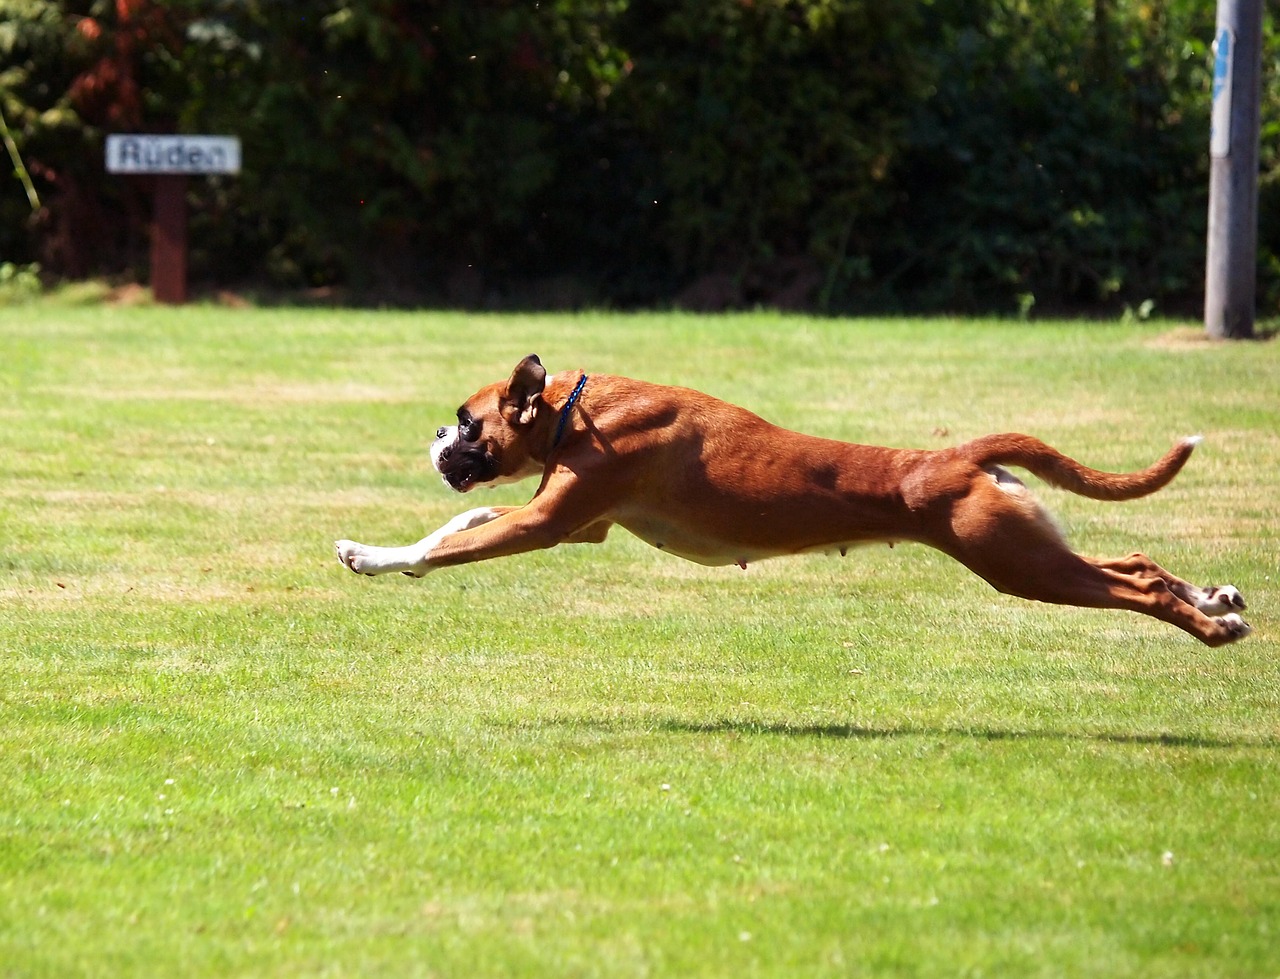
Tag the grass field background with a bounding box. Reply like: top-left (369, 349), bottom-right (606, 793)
top-left (1, 300), bottom-right (1277, 976)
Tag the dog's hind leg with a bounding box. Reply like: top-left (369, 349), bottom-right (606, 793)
top-left (1085, 553), bottom-right (1246, 618)
top-left (932, 475), bottom-right (1252, 646)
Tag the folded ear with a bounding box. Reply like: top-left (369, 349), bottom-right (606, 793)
top-left (505, 354), bottom-right (546, 426)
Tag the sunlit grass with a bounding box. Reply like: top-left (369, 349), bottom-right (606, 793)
top-left (1, 302), bottom-right (1277, 977)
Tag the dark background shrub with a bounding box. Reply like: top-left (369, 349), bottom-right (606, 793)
top-left (1, 0), bottom-right (1275, 315)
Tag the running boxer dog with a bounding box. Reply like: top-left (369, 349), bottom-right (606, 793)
top-left (335, 355), bottom-right (1250, 646)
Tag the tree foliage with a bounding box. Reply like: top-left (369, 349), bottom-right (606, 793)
top-left (0, 0), bottom-right (1276, 313)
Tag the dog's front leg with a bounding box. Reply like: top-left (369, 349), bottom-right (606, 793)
top-left (335, 506), bottom-right (512, 577)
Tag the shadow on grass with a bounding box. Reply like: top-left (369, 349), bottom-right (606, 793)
top-left (667, 720), bottom-right (1280, 750)
top-left (533, 717), bottom-right (1277, 751)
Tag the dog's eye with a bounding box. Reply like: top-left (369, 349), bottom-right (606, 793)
top-left (455, 410), bottom-right (481, 442)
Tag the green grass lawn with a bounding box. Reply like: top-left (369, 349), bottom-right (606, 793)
top-left (1, 300), bottom-right (1277, 977)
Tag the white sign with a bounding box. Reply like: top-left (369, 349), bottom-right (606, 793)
top-left (106, 134), bottom-right (241, 175)
top-left (1210, 28), bottom-right (1233, 159)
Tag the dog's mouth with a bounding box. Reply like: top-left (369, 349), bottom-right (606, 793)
top-left (444, 466), bottom-right (479, 492)
top-left (433, 439), bottom-right (498, 493)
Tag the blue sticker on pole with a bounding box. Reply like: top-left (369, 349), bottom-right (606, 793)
top-left (1211, 28), bottom-right (1233, 158)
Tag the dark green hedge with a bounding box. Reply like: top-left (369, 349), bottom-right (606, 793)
top-left (1, 0), bottom-right (1276, 314)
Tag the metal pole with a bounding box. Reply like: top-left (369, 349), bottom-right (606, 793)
top-left (1205, 0), bottom-right (1263, 339)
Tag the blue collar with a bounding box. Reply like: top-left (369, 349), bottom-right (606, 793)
top-left (552, 373), bottom-right (588, 447)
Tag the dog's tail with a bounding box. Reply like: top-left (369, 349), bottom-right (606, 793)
top-left (958, 433), bottom-right (1201, 501)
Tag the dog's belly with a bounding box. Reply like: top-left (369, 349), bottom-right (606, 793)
top-left (612, 511), bottom-right (744, 565)
top-left (614, 511), bottom-right (888, 568)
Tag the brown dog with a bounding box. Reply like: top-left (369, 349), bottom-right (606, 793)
top-left (336, 355), bottom-right (1250, 646)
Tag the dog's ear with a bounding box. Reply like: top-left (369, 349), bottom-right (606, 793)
top-left (505, 354), bottom-right (546, 426)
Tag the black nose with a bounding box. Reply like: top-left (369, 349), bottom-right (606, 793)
top-left (436, 427), bottom-right (448, 440)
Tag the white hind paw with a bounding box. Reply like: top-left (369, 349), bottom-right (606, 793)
top-left (1198, 585), bottom-right (1246, 617)
top-left (1219, 613), bottom-right (1252, 643)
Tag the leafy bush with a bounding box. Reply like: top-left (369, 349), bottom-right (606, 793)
top-left (0, 261), bottom-right (41, 303)
top-left (883, 0), bottom-right (1220, 313)
top-left (593, 0), bottom-right (934, 309)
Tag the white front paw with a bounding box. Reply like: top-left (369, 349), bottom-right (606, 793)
top-left (335, 539), bottom-right (373, 575)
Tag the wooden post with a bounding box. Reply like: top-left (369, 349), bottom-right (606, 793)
top-left (1205, 0), bottom-right (1263, 339)
top-left (151, 174), bottom-right (188, 304)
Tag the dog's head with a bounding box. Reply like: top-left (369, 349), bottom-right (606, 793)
top-left (430, 354), bottom-right (551, 493)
